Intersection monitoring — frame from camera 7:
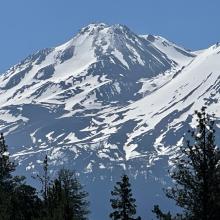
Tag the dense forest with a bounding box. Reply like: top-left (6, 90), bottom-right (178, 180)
top-left (0, 107), bottom-right (219, 219)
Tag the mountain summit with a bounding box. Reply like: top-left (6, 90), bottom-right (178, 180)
top-left (0, 23), bottom-right (219, 219)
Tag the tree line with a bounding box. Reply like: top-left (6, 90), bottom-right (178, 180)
top-left (0, 107), bottom-right (220, 219)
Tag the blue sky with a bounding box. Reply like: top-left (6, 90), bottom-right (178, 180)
top-left (0, 0), bottom-right (219, 73)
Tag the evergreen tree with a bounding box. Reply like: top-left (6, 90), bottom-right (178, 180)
top-left (34, 155), bottom-right (49, 201)
top-left (153, 107), bottom-right (220, 220)
top-left (0, 133), bottom-right (15, 219)
top-left (0, 133), bottom-right (16, 185)
top-left (33, 155), bottom-right (52, 219)
top-left (10, 177), bottom-right (42, 220)
top-left (110, 174), bottom-right (141, 220)
top-left (152, 205), bottom-right (172, 220)
top-left (0, 133), bottom-right (42, 219)
top-left (35, 156), bottom-right (90, 220)
top-left (47, 168), bottom-right (90, 220)
top-left (152, 205), bottom-right (184, 220)
top-left (43, 155), bottom-right (49, 201)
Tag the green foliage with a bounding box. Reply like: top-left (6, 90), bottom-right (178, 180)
top-left (45, 168), bottom-right (90, 220)
top-left (0, 133), bottom-right (16, 185)
top-left (153, 107), bottom-right (220, 220)
top-left (9, 180), bottom-right (42, 219)
top-left (0, 133), bottom-right (42, 220)
top-left (152, 205), bottom-right (185, 220)
top-left (110, 174), bottom-right (141, 220)
top-left (152, 205), bottom-right (172, 220)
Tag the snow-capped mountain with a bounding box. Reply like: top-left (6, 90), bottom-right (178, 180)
top-left (0, 23), bottom-right (219, 219)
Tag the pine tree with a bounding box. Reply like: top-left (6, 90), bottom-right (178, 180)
top-left (0, 133), bottom-right (15, 219)
top-left (0, 133), bottom-right (42, 219)
top-left (10, 178), bottom-right (42, 220)
top-left (47, 168), bottom-right (90, 220)
top-left (33, 155), bottom-right (52, 219)
top-left (152, 205), bottom-right (172, 220)
top-left (35, 155), bottom-right (49, 201)
top-left (110, 174), bottom-right (141, 220)
top-left (0, 133), bottom-right (16, 185)
top-left (152, 205), bottom-right (184, 220)
top-left (153, 107), bottom-right (220, 220)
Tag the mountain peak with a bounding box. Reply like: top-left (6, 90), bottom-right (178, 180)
top-left (2, 23), bottom-right (194, 97)
top-left (79, 22), bottom-right (108, 34)
top-left (77, 23), bottom-right (132, 37)
top-left (2, 23), bottom-right (219, 220)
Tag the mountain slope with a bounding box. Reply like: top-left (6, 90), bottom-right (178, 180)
top-left (1, 23), bottom-right (219, 219)
top-left (140, 34), bottom-right (195, 66)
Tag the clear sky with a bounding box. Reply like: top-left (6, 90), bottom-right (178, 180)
top-left (0, 0), bottom-right (219, 73)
